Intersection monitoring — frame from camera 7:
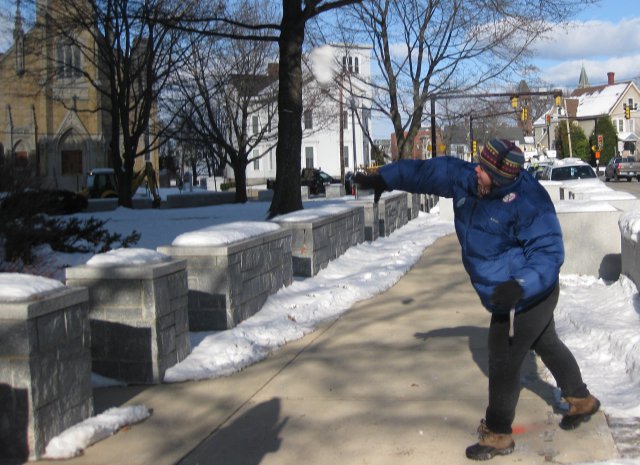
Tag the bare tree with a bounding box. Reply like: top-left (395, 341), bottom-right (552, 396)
top-left (334, 0), bottom-right (594, 159)
top-left (150, 0), bottom-right (362, 214)
top-left (168, 2), bottom-right (280, 203)
top-left (41, 0), bottom-right (190, 207)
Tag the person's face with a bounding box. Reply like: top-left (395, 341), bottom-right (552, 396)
top-left (475, 165), bottom-right (493, 197)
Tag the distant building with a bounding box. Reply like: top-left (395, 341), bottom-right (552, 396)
top-left (534, 68), bottom-right (640, 157)
top-left (390, 128), bottom-right (445, 160)
top-left (0, 1), bottom-right (159, 191)
top-left (242, 44), bottom-right (373, 184)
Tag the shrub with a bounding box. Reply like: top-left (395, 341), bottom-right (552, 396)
top-left (220, 181), bottom-right (235, 191)
top-left (0, 194), bottom-right (139, 265)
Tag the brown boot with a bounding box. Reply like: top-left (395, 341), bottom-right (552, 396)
top-left (465, 419), bottom-right (515, 460)
top-left (560, 395), bottom-right (601, 430)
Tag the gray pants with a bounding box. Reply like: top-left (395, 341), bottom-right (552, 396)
top-left (485, 285), bottom-right (590, 434)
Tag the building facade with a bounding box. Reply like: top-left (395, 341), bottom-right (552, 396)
top-left (240, 44), bottom-right (373, 184)
top-left (534, 70), bottom-right (640, 159)
top-left (0, 1), bottom-right (158, 192)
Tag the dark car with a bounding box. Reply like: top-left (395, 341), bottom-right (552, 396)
top-left (301, 168), bottom-right (340, 195)
top-left (1, 189), bottom-right (88, 216)
top-left (268, 169), bottom-right (340, 195)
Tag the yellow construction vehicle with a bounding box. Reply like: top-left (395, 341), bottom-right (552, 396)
top-left (81, 162), bottom-right (161, 207)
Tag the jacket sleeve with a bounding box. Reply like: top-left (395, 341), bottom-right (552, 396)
top-left (512, 204), bottom-right (564, 303)
top-left (378, 157), bottom-right (476, 198)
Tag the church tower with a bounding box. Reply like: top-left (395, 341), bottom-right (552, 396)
top-left (578, 64), bottom-right (590, 89)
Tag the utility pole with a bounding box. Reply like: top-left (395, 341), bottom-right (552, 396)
top-left (564, 100), bottom-right (572, 158)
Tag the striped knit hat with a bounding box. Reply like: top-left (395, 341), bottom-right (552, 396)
top-left (478, 139), bottom-right (524, 186)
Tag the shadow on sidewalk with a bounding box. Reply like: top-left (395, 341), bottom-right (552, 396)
top-left (177, 397), bottom-right (288, 465)
top-left (414, 326), bottom-right (557, 408)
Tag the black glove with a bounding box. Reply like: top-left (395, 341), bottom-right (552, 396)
top-left (353, 172), bottom-right (387, 203)
top-left (490, 280), bottom-right (523, 312)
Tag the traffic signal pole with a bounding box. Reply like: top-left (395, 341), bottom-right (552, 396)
top-left (430, 89), bottom-right (563, 156)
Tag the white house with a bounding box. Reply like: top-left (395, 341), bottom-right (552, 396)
top-left (238, 44), bottom-right (373, 185)
top-left (533, 69), bottom-right (640, 157)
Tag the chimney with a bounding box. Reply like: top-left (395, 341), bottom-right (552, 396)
top-left (607, 72), bottom-right (615, 85)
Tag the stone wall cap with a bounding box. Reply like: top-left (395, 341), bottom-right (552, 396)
top-left (0, 286), bottom-right (88, 319)
top-left (273, 205), bottom-right (363, 228)
top-left (171, 221), bottom-right (281, 247)
top-left (85, 248), bottom-right (171, 268)
top-left (66, 258), bottom-right (187, 280)
top-left (158, 228), bottom-right (291, 255)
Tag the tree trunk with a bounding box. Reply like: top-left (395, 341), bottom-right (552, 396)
top-left (268, 1), bottom-right (305, 218)
top-left (232, 158), bottom-right (248, 203)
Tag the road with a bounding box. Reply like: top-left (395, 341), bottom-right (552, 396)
top-left (599, 173), bottom-right (640, 197)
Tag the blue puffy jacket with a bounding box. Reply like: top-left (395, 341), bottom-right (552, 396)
top-left (379, 156), bottom-right (564, 313)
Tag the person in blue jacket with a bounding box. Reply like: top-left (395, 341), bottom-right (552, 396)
top-left (354, 138), bottom-right (600, 461)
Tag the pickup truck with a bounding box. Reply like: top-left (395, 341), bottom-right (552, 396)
top-left (604, 156), bottom-right (640, 182)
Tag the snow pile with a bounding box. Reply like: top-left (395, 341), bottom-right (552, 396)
top-left (555, 275), bottom-right (640, 417)
top-left (619, 210), bottom-right (640, 242)
top-left (44, 405), bottom-right (151, 459)
top-left (0, 272), bottom-right (64, 301)
top-left (171, 221), bottom-right (280, 247)
top-left (555, 200), bottom-right (618, 213)
top-left (164, 213), bottom-right (455, 382)
top-left (86, 248), bottom-right (171, 267)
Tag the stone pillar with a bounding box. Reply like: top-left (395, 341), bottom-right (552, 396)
top-left (406, 193), bottom-right (420, 220)
top-left (65, 259), bottom-right (190, 384)
top-left (158, 228), bottom-right (293, 331)
top-left (326, 184), bottom-right (346, 198)
top-left (378, 192), bottom-right (409, 237)
top-left (274, 205), bottom-right (365, 277)
top-left (348, 200), bottom-right (379, 242)
top-left (0, 286), bottom-right (92, 461)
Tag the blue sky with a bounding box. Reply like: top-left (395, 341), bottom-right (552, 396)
top-left (532, 0), bottom-right (640, 88)
top-left (1, 0), bottom-right (637, 138)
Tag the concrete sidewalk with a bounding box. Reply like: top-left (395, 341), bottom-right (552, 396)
top-left (38, 234), bottom-right (618, 465)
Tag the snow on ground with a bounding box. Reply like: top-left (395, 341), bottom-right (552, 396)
top-left (2, 186), bottom-right (640, 461)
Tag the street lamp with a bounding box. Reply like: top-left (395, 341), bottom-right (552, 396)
top-left (350, 96), bottom-right (358, 171)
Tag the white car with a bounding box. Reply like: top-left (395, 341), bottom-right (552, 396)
top-left (537, 158), bottom-right (597, 181)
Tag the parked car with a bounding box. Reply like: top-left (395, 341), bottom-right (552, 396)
top-left (301, 168), bottom-right (340, 195)
top-left (604, 156), bottom-right (640, 182)
top-left (538, 158), bottom-right (597, 182)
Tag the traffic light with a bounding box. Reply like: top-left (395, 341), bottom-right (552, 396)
top-left (545, 114), bottom-right (551, 125)
top-left (521, 107), bottom-right (528, 122)
top-left (472, 140), bottom-right (477, 154)
top-left (625, 104), bottom-right (631, 119)
top-left (555, 93), bottom-right (562, 107)
top-left (510, 96), bottom-right (518, 109)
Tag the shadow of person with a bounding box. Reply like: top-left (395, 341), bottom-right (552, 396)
top-left (414, 326), bottom-right (558, 409)
top-left (177, 398), bottom-right (288, 465)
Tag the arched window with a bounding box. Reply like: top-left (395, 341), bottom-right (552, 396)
top-left (56, 38), bottom-right (82, 79)
top-left (15, 35), bottom-right (25, 75)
